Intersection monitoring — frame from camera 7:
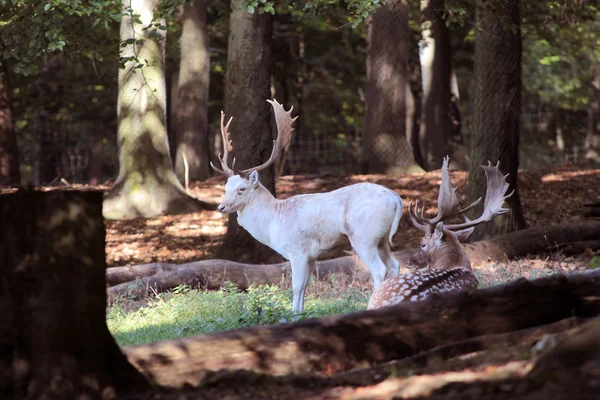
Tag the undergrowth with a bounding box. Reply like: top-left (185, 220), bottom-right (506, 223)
top-left (107, 280), bottom-right (369, 346)
top-left (107, 253), bottom-right (597, 347)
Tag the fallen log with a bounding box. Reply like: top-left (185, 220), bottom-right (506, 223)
top-left (107, 220), bottom-right (600, 300)
top-left (123, 269), bottom-right (600, 388)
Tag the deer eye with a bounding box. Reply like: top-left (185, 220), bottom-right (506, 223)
top-left (237, 188), bottom-right (246, 195)
top-left (420, 243), bottom-right (426, 249)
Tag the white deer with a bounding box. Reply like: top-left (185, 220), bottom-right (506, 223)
top-left (212, 99), bottom-right (404, 313)
top-left (368, 157), bottom-right (513, 309)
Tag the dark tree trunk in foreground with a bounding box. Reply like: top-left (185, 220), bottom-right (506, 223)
top-left (123, 270), bottom-right (600, 388)
top-left (217, 0), bottom-right (277, 262)
top-left (174, 0), bottom-right (211, 182)
top-left (363, 0), bottom-right (410, 174)
top-left (0, 59), bottom-right (19, 186)
top-left (585, 63), bottom-right (600, 161)
top-left (0, 190), bottom-right (149, 398)
top-left (103, 0), bottom-right (206, 219)
top-left (468, 0), bottom-right (526, 239)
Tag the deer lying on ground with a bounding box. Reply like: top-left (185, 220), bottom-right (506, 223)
top-left (212, 99), bottom-right (404, 313)
top-left (368, 156), bottom-right (513, 310)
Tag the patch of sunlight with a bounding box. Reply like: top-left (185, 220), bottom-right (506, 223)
top-left (541, 169), bottom-right (600, 182)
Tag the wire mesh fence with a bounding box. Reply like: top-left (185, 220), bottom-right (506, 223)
top-left (14, 107), bottom-right (592, 185)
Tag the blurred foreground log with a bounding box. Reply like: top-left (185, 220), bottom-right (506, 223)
top-left (107, 220), bottom-right (600, 300)
top-left (0, 189), bottom-right (149, 399)
top-left (123, 269), bottom-right (600, 388)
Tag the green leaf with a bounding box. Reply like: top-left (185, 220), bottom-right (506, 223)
top-left (44, 3), bottom-right (51, 11)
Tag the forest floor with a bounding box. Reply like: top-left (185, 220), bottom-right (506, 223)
top-left (109, 163), bottom-right (600, 399)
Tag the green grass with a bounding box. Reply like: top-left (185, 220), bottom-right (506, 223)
top-left (107, 281), bottom-right (369, 346)
top-left (108, 256), bottom-right (594, 347)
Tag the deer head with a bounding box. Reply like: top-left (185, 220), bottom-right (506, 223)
top-left (211, 99), bottom-right (297, 214)
top-left (408, 157), bottom-right (513, 270)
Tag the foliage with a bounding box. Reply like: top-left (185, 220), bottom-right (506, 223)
top-left (522, 2), bottom-right (600, 110)
top-left (107, 282), bottom-right (369, 346)
top-left (0, 0), bottom-right (122, 75)
top-left (242, 0), bottom-right (382, 27)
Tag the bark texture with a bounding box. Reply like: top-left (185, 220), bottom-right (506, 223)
top-left (123, 270), bottom-right (600, 388)
top-left (585, 64), bottom-right (600, 160)
top-left (0, 60), bottom-right (19, 186)
top-left (174, 0), bottom-right (211, 182)
top-left (418, 0), bottom-right (451, 171)
top-left (0, 189), bottom-right (149, 399)
top-left (468, 0), bottom-right (527, 238)
top-left (106, 220), bottom-right (600, 300)
top-left (217, 0), bottom-right (277, 262)
top-left (363, 0), bottom-right (411, 174)
top-left (103, 0), bottom-right (207, 219)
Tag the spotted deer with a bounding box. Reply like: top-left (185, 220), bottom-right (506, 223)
top-left (368, 157), bottom-right (513, 310)
top-left (212, 99), bottom-right (404, 313)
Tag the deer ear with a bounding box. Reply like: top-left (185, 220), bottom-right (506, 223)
top-left (248, 170), bottom-right (259, 188)
top-left (454, 227), bottom-right (475, 242)
top-left (434, 222), bottom-right (445, 245)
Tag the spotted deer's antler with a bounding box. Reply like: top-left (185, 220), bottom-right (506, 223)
top-left (409, 157), bottom-right (513, 233)
top-left (409, 157), bottom-right (481, 232)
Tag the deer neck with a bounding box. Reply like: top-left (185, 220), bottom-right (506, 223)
top-left (430, 242), bottom-right (472, 271)
top-left (236, 183), bottom-right (279, 236)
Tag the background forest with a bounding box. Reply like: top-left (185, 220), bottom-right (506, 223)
top-left (1, 0), bottom-right (598, 191)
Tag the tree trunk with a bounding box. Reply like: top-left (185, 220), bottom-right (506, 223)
top-left (106, 220), bottom-right (600, 299)
top-left (0, 59), bottom-right (19, 186)
top-left (0, 190), bottom-right (149, 398)
top-left (217, 0), bottom-right (277, 262)
top-left (363, 0), bottom-right (410, 174)
top-left (448, 71), bottom-right (468, 170)
top-left (584, 64), bottom-right (600, 161)
top-left (174, 0), bottom-right (211, 182)
top-left (103, 0), bottom-right (207, 219)
top-left (123, 270), bottom-right (600, 388)
top-left (35, 55), bottom-right (62, 185)
top-left (468, 0), bottom-right (526, 239)
top-left (418, 0), bottom-right (451, 171)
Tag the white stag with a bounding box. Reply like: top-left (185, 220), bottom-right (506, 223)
top-left (368, 157), bottom-right (513, 309)
top-left (212, 99), bottom-right (404, 313)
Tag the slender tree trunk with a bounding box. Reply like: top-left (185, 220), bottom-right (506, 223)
top-left (217, 0), bottom-right (277, 262)
top-left (418, 0), bottom-right (451, 171)
top-left (448, 71), bottom-right (468, 169)
top-left (36, 55), bottom-right (62, 185)
top-left (585, 64), bottom-right (600, 161)
top-left (0, 190), bottom-right (150, 398)
top-left (174, 0), bottom-right (211, 182)
top-left (0, 59), bottom-right (20, 186)
top-left (103, 0), bottom-right (206, 219)
top-left (468, 0), bottom-right (526, 239)
top-left (363, 0), bottom-right (410, 174)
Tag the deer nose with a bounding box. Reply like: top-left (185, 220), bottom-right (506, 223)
top-left (217, 204), bottom-right (226, 213)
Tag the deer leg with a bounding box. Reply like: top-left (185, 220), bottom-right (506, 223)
top-left (290, 256), bottom-right (315, 314)
top-left (379, 240), bottom-right (400, 278)
top-left (350, 239), bottom-right (388, 289)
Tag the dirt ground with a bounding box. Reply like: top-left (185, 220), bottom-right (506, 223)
top-left (103, 163), bottom-right (600, 269)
